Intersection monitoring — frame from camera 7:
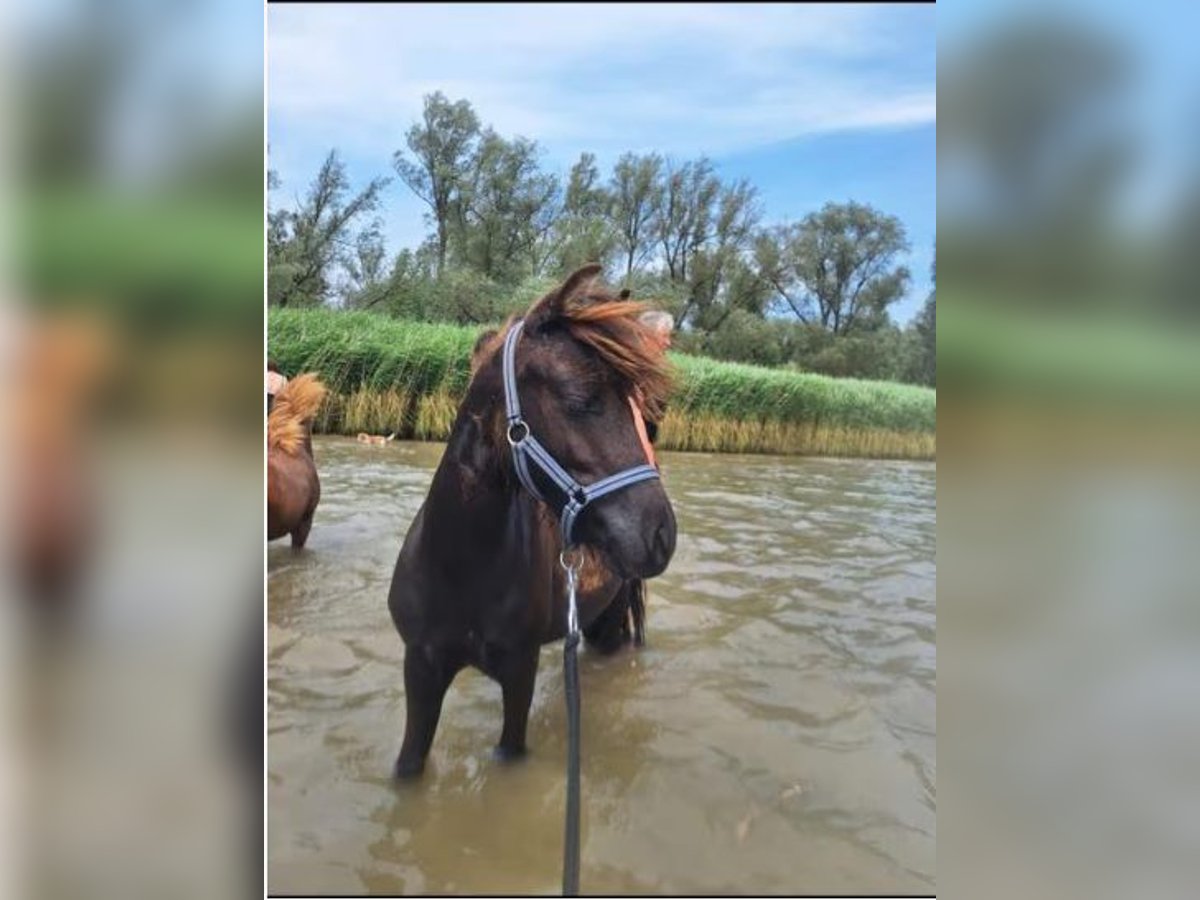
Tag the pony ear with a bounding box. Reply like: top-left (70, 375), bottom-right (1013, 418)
top-left (559, 263), bottom-right (604, 301)
top-left (526, 263), bottom-right (604, 328)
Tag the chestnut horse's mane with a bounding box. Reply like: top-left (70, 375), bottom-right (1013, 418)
top-left (476, 281), bottom-right (673, 422)
top-left (268, 373), bottom-right (328, 454)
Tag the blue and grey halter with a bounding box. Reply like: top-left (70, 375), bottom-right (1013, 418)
top-left (502, 318), bottom-right (660, 548)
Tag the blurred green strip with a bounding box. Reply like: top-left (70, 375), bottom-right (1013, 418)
top-left (20, 189), bottom-right (262, 329)
top-left (941, 299), bottom-right (1200, 410)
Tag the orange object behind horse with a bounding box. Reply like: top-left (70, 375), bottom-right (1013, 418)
top-left (356, 432), bottom-right (396, 445)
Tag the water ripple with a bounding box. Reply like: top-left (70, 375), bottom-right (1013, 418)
top-left (269, 439), bottom-right (935, 894)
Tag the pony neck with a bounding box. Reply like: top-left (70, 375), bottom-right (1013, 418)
top-left (421, 406), bottom-right (534, 568)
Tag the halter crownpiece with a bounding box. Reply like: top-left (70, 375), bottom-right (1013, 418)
top-left (502, 318), bottom-right (660, 548)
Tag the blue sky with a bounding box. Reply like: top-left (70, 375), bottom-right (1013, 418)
top-left (269, 3), bottom-right (936, 323)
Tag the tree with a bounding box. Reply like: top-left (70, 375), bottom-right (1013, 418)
top-left (676, 179), bottom-right (764, 332)
top-left (452, 131), bottom-right (560, 283)
top-left (342, 222), bottom-right (389, 309)
top-left (393, 92), bottom-right (481, 278)
top-left (653, 157), bottom-right (720, 282)
top-left (609, 153), bottom-right (664, 278)
top-left (758, 201), bottom-right (910, 336)
top-left (551, 152), bottom-right (617, 275)
top-left (908, 295), bottom-right (935, 385)
top-left (267, 166), bottom-right (289, 260)
top-left (267, 167), bottom-right (299, 308)
top-left (910, 253), bottom-right (935, 385)
top-left (520, 167), bottom-right (563, 277)
top-left (268, 150), bottom-right (390, 308)
top-left (373, 244), bottom-right (439, 319)
top-left (696, 308), bottom-right (788, 368)
top-left (564, 152), bottom-right (607, 216)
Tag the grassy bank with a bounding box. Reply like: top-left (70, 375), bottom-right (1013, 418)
top-left (269, 308), bottom-right (936, 459)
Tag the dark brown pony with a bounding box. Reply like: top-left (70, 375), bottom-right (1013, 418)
top-left (387, 265), bottom-right (677, 778)
top-left (267, 373), bottom-right (327, 548)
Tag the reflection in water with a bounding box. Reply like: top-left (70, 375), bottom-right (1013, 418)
top-left (268, 438), bottom-right (936, 895)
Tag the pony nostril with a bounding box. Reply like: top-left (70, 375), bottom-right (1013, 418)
top-left (652, 522), bottom-right (671, 561)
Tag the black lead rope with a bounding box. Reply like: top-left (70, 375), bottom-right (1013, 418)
top-left (561, 553), bottom-right (582, 896)
top-left (501, 317), bottom-right (659, 896)
top-left (562, 631), bottom-right (582, 896)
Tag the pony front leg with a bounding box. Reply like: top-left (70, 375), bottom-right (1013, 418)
top-left (394, 644), bottom-right (457, 779)
top-left (291, 510), bottom-right (314, 549)
top-left (494, 644), bottom-right (540, 761)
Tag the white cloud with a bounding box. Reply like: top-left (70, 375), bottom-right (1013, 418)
top-left (268, 3), bottom-right (935, 166)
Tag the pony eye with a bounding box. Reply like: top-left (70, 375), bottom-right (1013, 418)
top-left (566, 394), bottom-right (604, 417)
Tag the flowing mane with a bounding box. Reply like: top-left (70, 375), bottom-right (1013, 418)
top-left (560, 291), bottom-right (673, 422)
top-left (474, 281), bottom-right (673, 422)
top-left (268, 373), bottom-right (328, 454)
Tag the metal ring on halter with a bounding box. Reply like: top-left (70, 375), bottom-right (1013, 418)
top-left (506, 419), bottom-right (529, 446)
top-left (559, 548), bottom-right (583, 572)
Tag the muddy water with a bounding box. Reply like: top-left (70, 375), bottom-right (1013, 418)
top-left (268, 438), bottom-right (935, 895)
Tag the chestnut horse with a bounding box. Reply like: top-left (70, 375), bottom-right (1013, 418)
top-left (16, 313), bottom-right (111, 628)
top-left (387, 265), bottom-right (677, 778)
top-left (267, 374), bottom-right (327, 548)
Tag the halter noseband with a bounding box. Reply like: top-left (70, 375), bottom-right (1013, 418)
top-left (502, 318), bottom-right (659, 548)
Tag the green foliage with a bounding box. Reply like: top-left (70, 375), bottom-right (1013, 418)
top-left (269, 308), bottom-right (479, 400)
top-left (653, 157), bottom-right (720, 281)
top-left (757, 201), bottom-right (910, 335)
top-left (674, 179), bottom-right (765, 333)
top-left (552, 152), bottom-right (619, 274)
top-left (341, 223), bottom-right (390, 309)
top-left (552, 215), bottom-right (619, 276)
top-left (451, 131), bottom-right (560, 282)
top-left (426, 269), bottom-right (506, 324)
top-left (269, 309), bottom-right (936, 444)
top-left (373, 269), bottom-right (558, 325)
top-left (268, 150), bottom-right (389, 308)
top-left (393, 92), bottom-right (482, 277)
top-left (669, 352), bottom-right (934, 434)
top-left (910, 293), bottom-right (936, 386)
top-left (564, 152), bottom-right (608, 217)
top-left (24, 188), bottom-right (261, 330)
top-left (268, 95), bottom-right (934, 385)
top-left (804, 329), bottom-right (905, 382)
top-left (681, 309), bottom-right (788, 368)
top-left (610, 152), bottom-right (664, 277)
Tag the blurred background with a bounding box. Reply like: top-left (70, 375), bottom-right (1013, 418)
top-left (939, 1), bottom-right (1200, 898)
top-left (4, 0), bottom-right (262, 898)
top-left (8, 0), bottom-right (1200, 896)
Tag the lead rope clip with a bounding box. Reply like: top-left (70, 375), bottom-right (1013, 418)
top-left (560, 549), bottom-right (581, 637)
